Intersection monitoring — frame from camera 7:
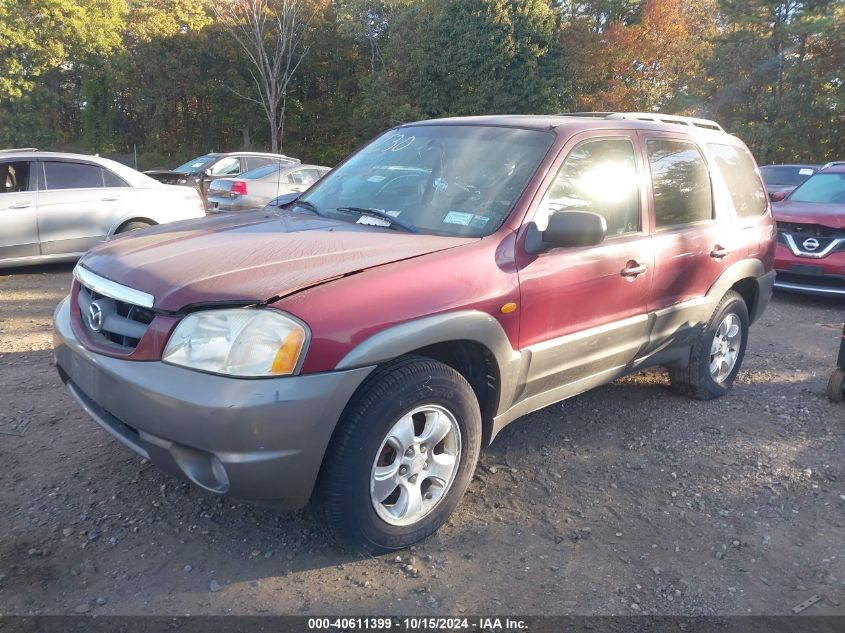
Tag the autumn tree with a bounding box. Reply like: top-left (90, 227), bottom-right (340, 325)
top-left (568, 0), bottom-right (716, 112)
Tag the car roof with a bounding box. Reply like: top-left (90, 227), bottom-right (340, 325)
top-left (819, 164), bottom-right (845, 174)
top-left (0, 150), bottom-right (156, 187)
top-left (207, 151), bottom-right (297, 159)
top-left (402, 113), bottom-right (743, 144)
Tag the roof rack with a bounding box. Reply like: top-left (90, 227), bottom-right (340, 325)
top-left (558, 112), bottom-right (724, 133)
top-left (821, 160), bottom-right (845, 170)
top-left (0, 147), bottom-right (38, 153)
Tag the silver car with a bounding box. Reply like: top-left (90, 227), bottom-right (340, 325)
top-left (0, 150), bottom-right (206, 267)
top-left (206, 163), bottom-right (329, 213)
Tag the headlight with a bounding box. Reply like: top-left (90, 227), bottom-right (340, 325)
top-left (162, 309), bottom-right (308, 377)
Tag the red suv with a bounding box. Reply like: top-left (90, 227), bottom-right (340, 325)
top-left (53, 113), bottom-right (775, 553)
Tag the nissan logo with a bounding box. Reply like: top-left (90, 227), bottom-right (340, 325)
top-left (802, 237), bottom-right (820, 252)
top-left (87, 301), bottom-right (104, 333)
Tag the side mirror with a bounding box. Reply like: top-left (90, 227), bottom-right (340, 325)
top-left (204, 168), bottom-right (212, 177)
top-left (770, 191), bottom-right (787, 202)
top-left (269, 191), bottom-right (300, 207)
top-left (526, 211), bottom-right (606, 253)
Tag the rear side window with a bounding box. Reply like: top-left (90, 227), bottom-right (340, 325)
top-left (708, 144), bottom-right (768, 217)
top-left (0, 161), bottom-right (32, 193)
top-left (646, 139), bottom-right (712, 228)
top-left (44, 161), bottom-right (103, 190)
top-left (102, 168), bottom-right (129, 187)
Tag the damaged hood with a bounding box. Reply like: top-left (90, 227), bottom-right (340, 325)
top-left (773, 201), bottom-right (845, 229)
top-left (79, 210), bottom-right (471, 311)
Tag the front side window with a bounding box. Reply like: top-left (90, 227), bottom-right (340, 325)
top-left (646, 139), bottom-right (713, 228)
top-left (298, 125), bottom-right (555, 237)
top-left (43, 162), bottom-right (103, 190)
top-left (708, 143), bottom-right (768, 218)
top-left (209, 157), bottom-right (241, 176)
top-left (534, 138), bottom-right (640, 237)
top-left (0, 161), bottom-right (31, 193)
top-left (789, 172), bottom-right (845, 203)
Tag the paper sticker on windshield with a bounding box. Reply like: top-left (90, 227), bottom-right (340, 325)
top-left (357, 216), bottom-right (391, 227)
top-left (799, 168), bottom-right (814, 175)
top-left (367, 175), bottom-right (386, 182)
top-left (443, 211), bottom-right (473, 226)
top-left (190, 162), bottom-right (205, 169)
top-left (470, 215), bottom-right (490, 229)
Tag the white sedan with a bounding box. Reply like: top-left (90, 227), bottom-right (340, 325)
top-left (0, 150), bottom-right (206, 267)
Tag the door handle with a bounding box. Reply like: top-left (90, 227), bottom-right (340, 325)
top-left (710, 246), bottom-right (730, 259)
top-left (621, 262), bottom-right (648, 277)
top-left (101, 195), bottom-right (121, 201)
top-left (9, 200), bottom-right (31, 209)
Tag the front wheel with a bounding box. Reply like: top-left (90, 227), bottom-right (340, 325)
top-left (312, 356), bottom-right (482, 554)
top-left (115, 220), bottom-right (153, 234)
top-left (670, 290), bottom-right (749, 400)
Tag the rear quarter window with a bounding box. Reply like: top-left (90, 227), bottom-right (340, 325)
top-left (708, 144), bottom-right (768, 218)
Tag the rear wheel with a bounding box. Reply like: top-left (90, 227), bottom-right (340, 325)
top-left (312, 356), bottom-right (481, 554)
top-left (116, 220), bottom-right (153, 234)
top-left (827, 368), bottom-right (845, 403)
top-left (670, 290), bottom-right (749, 400)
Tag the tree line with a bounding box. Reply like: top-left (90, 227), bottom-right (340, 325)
top-left (1, 0), bottom-right (843, 169)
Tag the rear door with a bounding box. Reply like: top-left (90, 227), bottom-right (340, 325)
top-left (36, 160), bottom-right (120, 255)
top-left (516, 132), bottom-right (654, 398)
top-left (0, 159), bottom-right (39, 260)
top-left (639, 133), bottom-right (742, 347)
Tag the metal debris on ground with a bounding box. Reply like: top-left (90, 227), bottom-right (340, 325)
top-left (791, 594), bottom-right (821, 614)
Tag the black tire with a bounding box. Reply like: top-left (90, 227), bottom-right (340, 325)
top-left (827, 368), bottom-right (845, 403)
top-left (116, 221), bottom-right (153, 234)
top-left (312, 355), bottom-right (482, 554)
top-left (670, 290), bottom-right (749, 400)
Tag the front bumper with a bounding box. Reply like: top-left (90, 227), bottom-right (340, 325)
top-left (774, 244), bottom-right (845, 298)
top-left (53, 297), bottom-right (374, 508)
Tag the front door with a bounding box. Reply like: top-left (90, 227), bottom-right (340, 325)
top-left (0, 160), bottom-right (39, 260)
top-left (515, 132), bottom-right (654, 400)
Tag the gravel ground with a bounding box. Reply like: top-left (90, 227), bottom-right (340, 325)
top-left (1, 263), bottom-right (843, 617)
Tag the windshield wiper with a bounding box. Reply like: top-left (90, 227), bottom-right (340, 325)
top-left (335, 207), bottom-right (417, 233)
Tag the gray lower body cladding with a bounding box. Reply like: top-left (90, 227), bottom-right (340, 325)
top-left (53, 297), bottom-right (373, 508)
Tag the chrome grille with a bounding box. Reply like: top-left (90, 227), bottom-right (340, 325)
top-left (777, 222), bottom-right (845, 258)
top-left (77, 283), bottom-right (155, 349)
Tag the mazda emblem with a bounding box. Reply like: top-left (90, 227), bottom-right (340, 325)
top-left (802, 237), bottom-right (820, 252)
top-left (87, 302), bottom-right (104, 333)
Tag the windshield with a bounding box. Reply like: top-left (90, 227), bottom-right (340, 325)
top-left (760, 165), bottom-right (815, 186)
top-left (297, 125), bottom-right (555, 237)
top-left (788, 172), bottom-right (845, 203)
top-left (174, 154), bottom-right (217, 173)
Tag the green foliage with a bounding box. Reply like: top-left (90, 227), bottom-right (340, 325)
top-left (706, 0), bottom-right (845, 162)
top-left (0, 0), bottom-right (842, 166)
